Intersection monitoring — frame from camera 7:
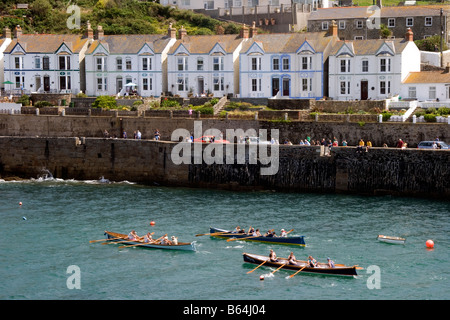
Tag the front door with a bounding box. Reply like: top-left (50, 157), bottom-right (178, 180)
top-left (361, 80), bottom-right (368, 100)
top-left (43, 76), bottom-right (50, 92)
top-left (282, 78), bottom-right (290, 97)
top-left (272, 77), bottom-right (279, 97)
top-left (198, 77), bottom-right (204, 95)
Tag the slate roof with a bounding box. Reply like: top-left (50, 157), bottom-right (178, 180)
top-left (403, 70), bottom-right (450, 84)
top-left (329, 38), bottom-right (410, 56)
top-left (240, 32), bottom-right (335, 54)
top-left (4, 34), bottom-right (88, 53)
top-left (168, 34), bottom-right (243, 54)
top-left (86, 34), bottom-right (173, 54)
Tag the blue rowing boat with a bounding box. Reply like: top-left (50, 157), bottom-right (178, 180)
top-left (209, 227), bottom-right (306, 246)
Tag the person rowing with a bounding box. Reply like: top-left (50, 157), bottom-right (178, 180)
top-left (128, 230), bottom-right (139, 241)
top-left (253, 228), bottom-right (262, 237)
top-left (327, 257), bottom-right (335, 268)
top-left (269, 249), bottom-right (278, 262)
top-left (232, 226), bottom-right (241, 234)
top-left (308, 255), bottom-right (318, 268)
top-left (280, 229), bottom-right (288, 237)
top-left (143, 232), bottom-right (154, 243)
top-left (288, 252), bottom-right (297, 265)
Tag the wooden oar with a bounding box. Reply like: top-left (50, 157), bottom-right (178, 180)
top-left (195, 231), bottom-right (229, 237)
top-left (89, 237), bottom-right (123, 243)
top-left (271, 263), bottom-right (286, 274)
top-left (288, 266), bottom-right (306, 279)
top-left (246, 260), bottom-right (268, 274)
top-left (101, 240), bottom-right (133, 245)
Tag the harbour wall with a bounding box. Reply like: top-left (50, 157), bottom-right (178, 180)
top-left (0, 114), bottom-right (449, 147)
top-left (0, 137), bottom-right (449, 199)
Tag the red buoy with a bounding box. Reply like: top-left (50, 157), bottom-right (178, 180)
top-left (150, 221), bottom-right (155, 226)
top-left (426, 240), bottom-right (434, 249)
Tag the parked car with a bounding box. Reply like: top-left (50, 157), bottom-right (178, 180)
top-left (246, 136), bottom-right (271, 144)
top-left (417, 141), bottom-right (449, 149)
top-left (193, 135), bottom-right (230, 143)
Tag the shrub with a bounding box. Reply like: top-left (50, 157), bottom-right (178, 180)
top-left (92, 96), bottom-right (117, 109)
top-left (381, 111), bottom-right (392, 122)
top-left (193, 105), bottom-right (213, 114)
top-left (437, 107), bottom-right (449, 116)
top-left (160, 98), bottom-right (180, 108)
top-left (424, 114), bottom-right (437, 122)
top-left (18, 94), bottom-right (30, 106)
top-left (34, 101), bottom-right (53, 108)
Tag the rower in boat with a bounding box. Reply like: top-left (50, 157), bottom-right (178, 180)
top-left (287, 252), bottom-right (297, 265)
top-left (327, 257), bottom-right (335, 268)
top-left (269, 249), bottom-right (278, 262)
top-left (232, 226), bottom-right (241, 233)
top-left (161, 235), bottom-right (172, 245)
top-left (280, 229), bottom-right (288, 237)
top-left (253, 228), bottom-right (262, 237)
top-left (171, 236), bottom-right (178, 245)
top-left (248, 226), bottom-right (255, 234)
top-left (128, 230), bottom-right (140, 241)
top-left (143, 232), bottom-right (154, 243)
top-left (308, 255), bottom-right (318, 268)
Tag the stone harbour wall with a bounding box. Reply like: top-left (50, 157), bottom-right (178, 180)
top-left (0, 137), bottom-right (449, 199)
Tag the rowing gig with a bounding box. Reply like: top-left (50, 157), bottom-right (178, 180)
top-left (243, 253), bottom-right (359, 277)
top-left (104, 231), bottom-right (196, 251)
top-left (209, 227), bottom-right (306, 246)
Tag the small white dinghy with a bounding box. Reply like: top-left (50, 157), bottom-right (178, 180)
top-left (377, 235), bottom-right (406, 245)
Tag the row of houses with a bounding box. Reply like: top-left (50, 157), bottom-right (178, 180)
top-left (0, 21), bottom-right (449, 102)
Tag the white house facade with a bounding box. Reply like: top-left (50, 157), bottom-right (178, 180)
top-left (167, 27), bottom-right (244, 97)
top-left (0, 28), bottom-right (13, 93)
top-left (328, 28), bottom-right (421, 101)
top-left (239, 27), bottom-right (336, 99)
top-left (159, 0), bottom-right (298, 11)
top-left (84, 25), bottom-right (177, 97)
top-left (3, 26), bottom-right (90, 96)
top-left (400, 68), bottom-right (450, 101)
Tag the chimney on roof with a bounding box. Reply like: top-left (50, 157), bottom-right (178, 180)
top-left (240, 24), bottom-right (249, 39)
top-left (96, 25), bottom-right (104, 40)
top-left (14, 25), bottom-right (22, 39)
top-left (405, 28), bottom-right (413, 42)
top-left (179, 26), bottom-right (187, 41)
top-left (445, 63), bottom-right (450, 73)
top-left (330, 20), bottom-right (338, 38)
top-left (249, 21), bottom-right (258, 38)
top-left (168, 23), bottom-right (176, 39)
top-left (85, 21), bottom-right (94, 40)
top-left (2, 26), bottom-right (11, 39)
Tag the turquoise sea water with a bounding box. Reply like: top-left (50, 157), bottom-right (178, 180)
top-left (0, 178), bottom-right (448, 301)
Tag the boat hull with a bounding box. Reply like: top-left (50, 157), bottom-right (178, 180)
top-left (377, 235), bottom-right (406, 245)
top-left (243, 253), bottom-right (358, 277)
top-left (210, 227), bottom-right (306, 246)
top-left (104, 231), bottom-right (196, 251)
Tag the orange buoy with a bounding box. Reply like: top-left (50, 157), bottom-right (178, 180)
top-left (19, 202), bottom-right (22, 206)
top-left (150, 221), bottom-right (155, 226)
top-left (426, 240), bottom-right (434, 249)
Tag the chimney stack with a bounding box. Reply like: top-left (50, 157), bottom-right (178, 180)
top-left (85, 21), bottom-right (93, 40)
top-left (405, 28), bottom-right (413, 42)
top-left (14, 25), bottom-right (22, 39)
top-left (445, 63), bottom-right (450, 73)
top-left (240, 24), bottom-right (249, 39)
top-left (249, 21), bottom-right (258, 38)
top-left (96, 25), bottom-right (104, 40)
top-left (168, 23), bottom-right (176, 39)
top-left (330, 20), bottom-right (338, 38)
top-left (179, 26), bottom-right (187, 41)
top-left (2, 26), bottom-right (11, 39)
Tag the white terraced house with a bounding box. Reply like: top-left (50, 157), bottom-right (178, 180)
top-left (2, 25), bottom-right (90, 95)
top-left (84, 24), bottom-right (177, 97)
top-left (327, 27), bottom-right (420, 101)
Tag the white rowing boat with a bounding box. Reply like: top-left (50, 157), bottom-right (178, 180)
top-left (377, 234), bottom-right (406, 245)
